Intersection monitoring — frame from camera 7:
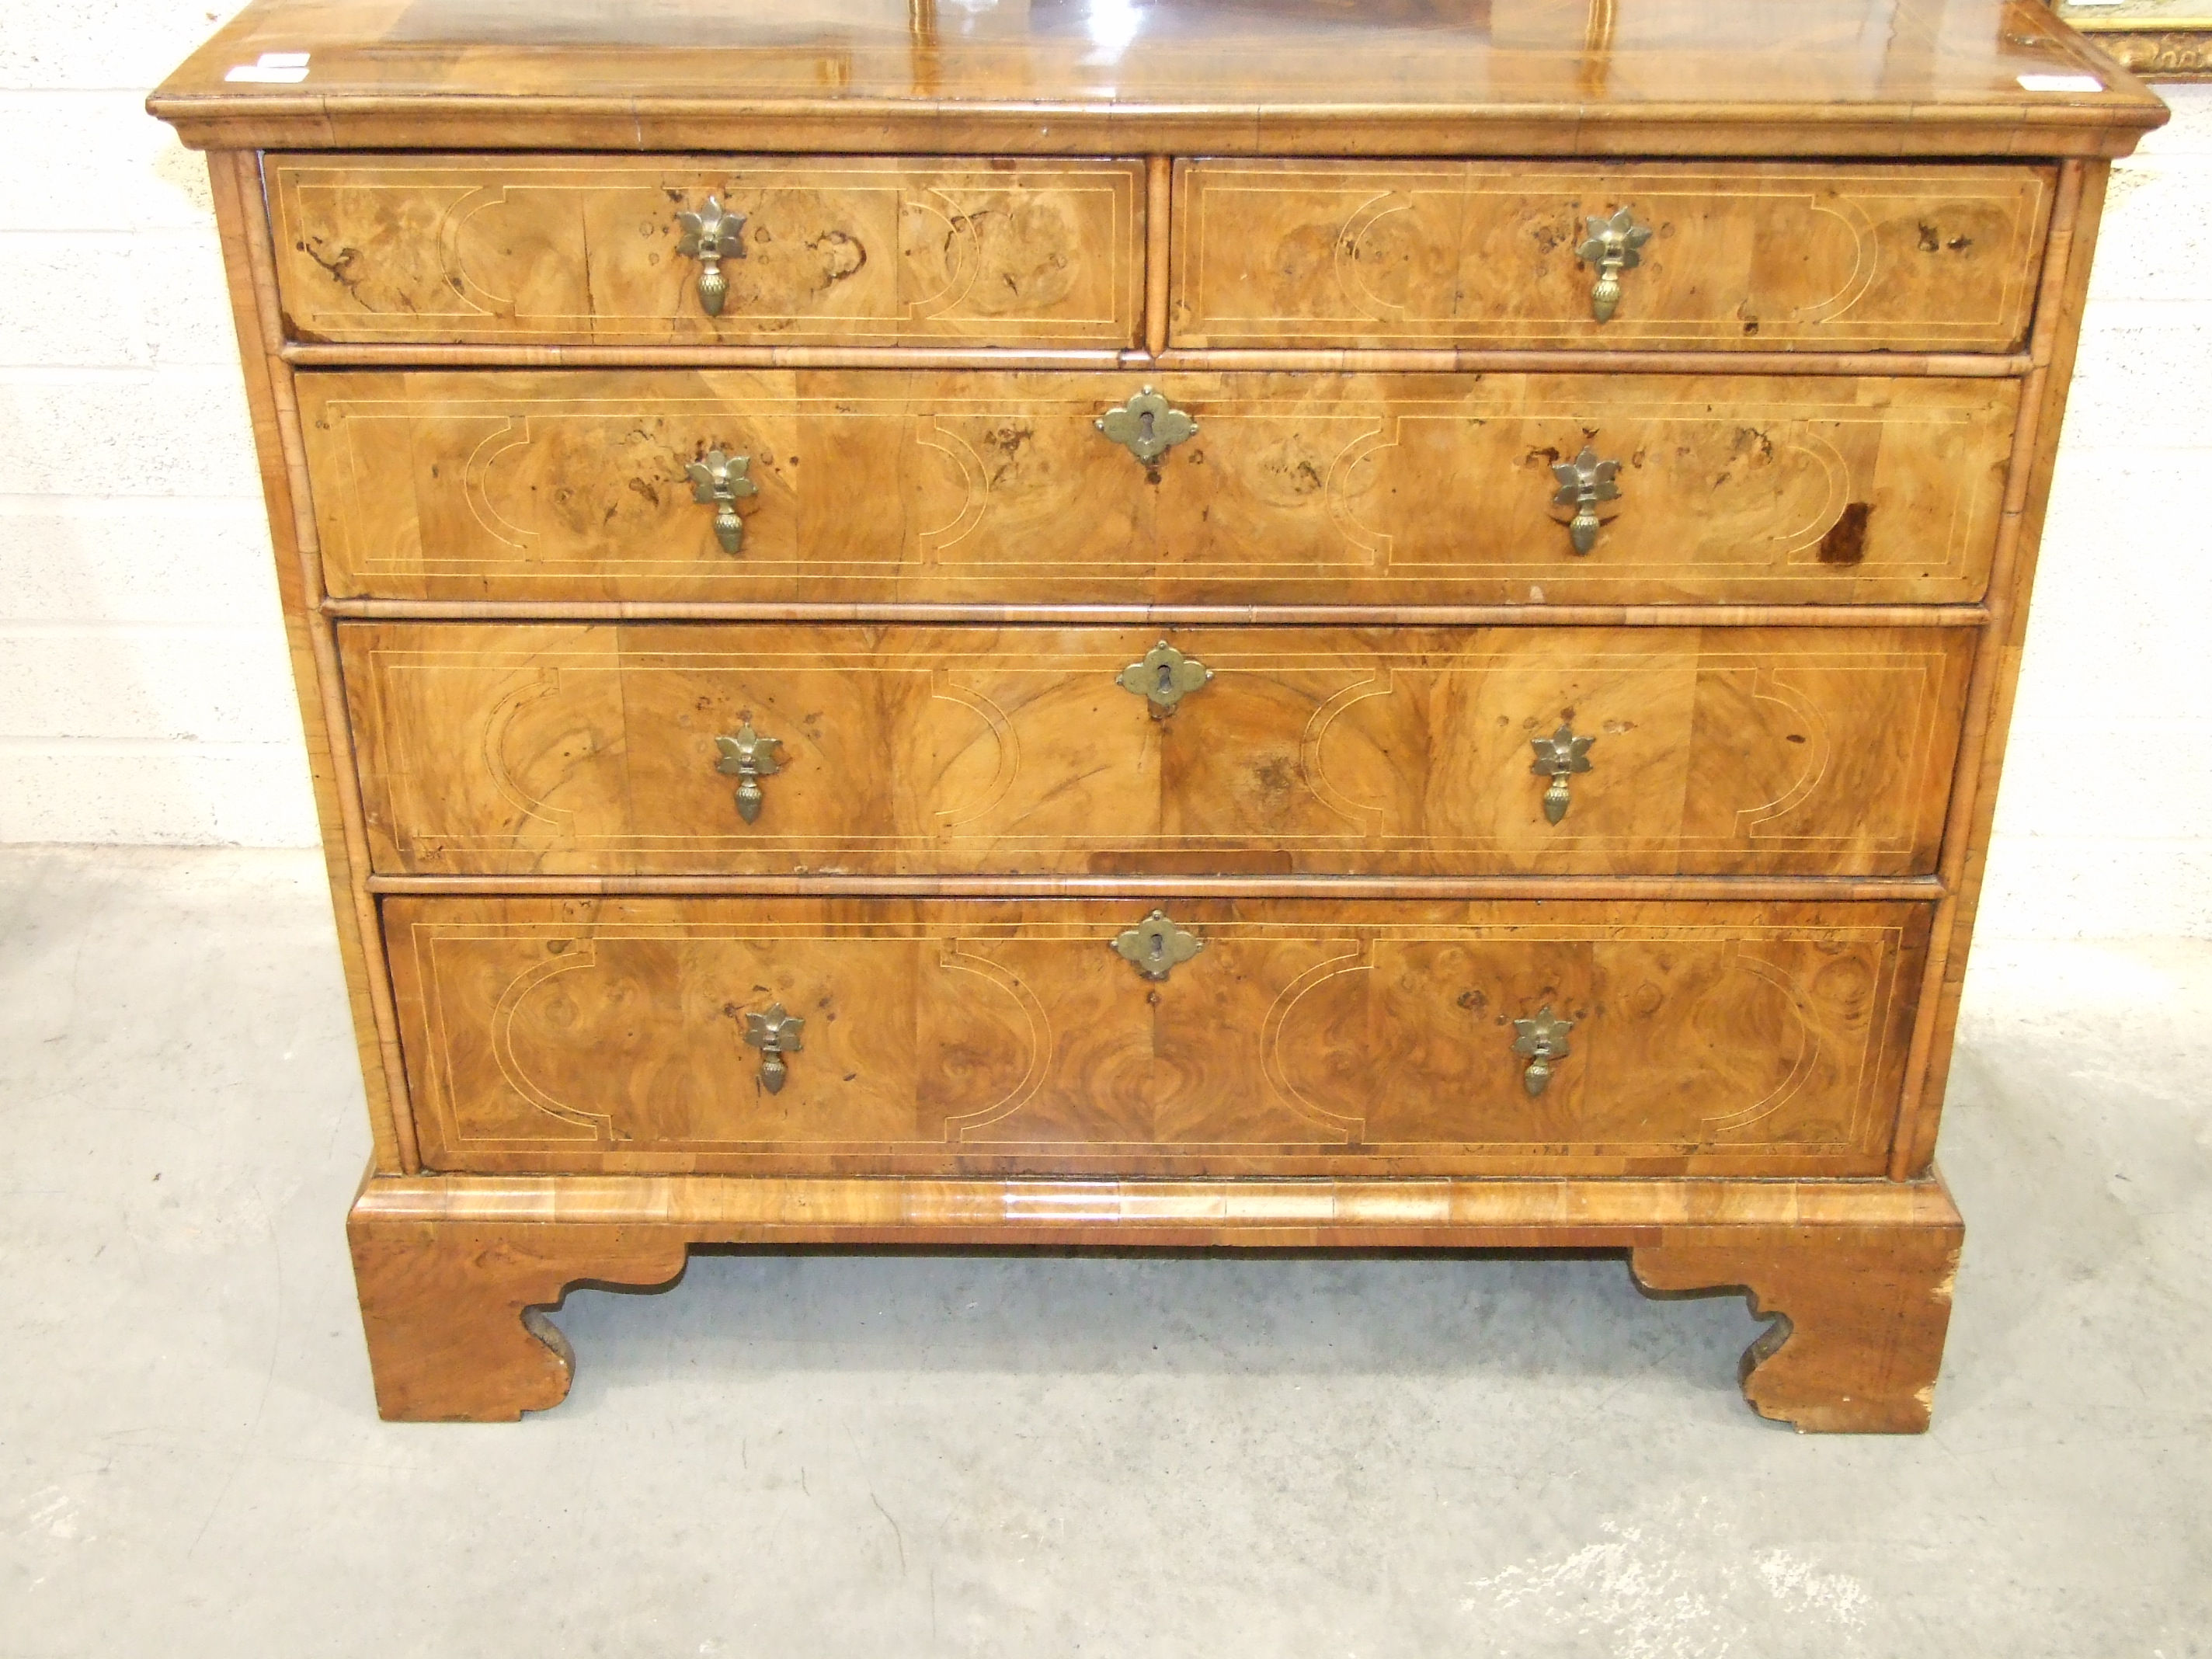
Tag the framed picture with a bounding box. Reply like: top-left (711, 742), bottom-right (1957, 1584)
top-left (2055, 0), bottom-right (2212, 78)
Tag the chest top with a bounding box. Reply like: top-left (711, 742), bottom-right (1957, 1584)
top-left (151, 0), bottom-right (2164, 157)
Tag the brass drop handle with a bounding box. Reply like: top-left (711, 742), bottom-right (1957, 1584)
top-left (676, 197), bottom-right (746, 317)
top-left (1117, 640), bottom-right (1213, 714)
top-left (1096, 386), bottom-right (1198, 466)
top-left (1511, 1006), bottom-right (1574, 1097)
top-left (1576, 207), bottom-right (1651, 324)
top-left (1112, 909), bottom-right (1204, 982)
top-left (744, 1001), bottom-right (805, 1094)
top-left (1530, 722), bottom-right (1595, 824)
top-left (715, 719), bottom-right (783, 823)
top-left (687, 449), bottom-right (758, 555)
top-left (1550, 445), bottom-right (1622, 555)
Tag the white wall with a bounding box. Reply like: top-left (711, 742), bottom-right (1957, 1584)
top-left (0, 2), bottom-right (313, 846)
top-left (1981, 89), bottom-right (2212, 936)
top-left (1, 7), bottom-right (2207, 934)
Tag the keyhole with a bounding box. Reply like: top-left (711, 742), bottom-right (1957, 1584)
top-left (1156, 663), bottom-right (1174, 694)
top-left (1139, 410), bottom-right (1156, 444)
top-left (1149, 931), bottom-right (1165, 961)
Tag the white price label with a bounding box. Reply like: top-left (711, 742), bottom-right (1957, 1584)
top-left (225, 51), bottom-right (311, 83)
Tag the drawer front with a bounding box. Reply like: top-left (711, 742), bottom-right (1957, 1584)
top-left (343, 623), bottom-right (1971, 879)
top-left (301, 370), bottom-right (2015, 605)
top-left (266, 155), bottom-right (1144, 346)
top-left (1173, 161), bottom-right (2053, 352)
top-left (384, 896), bottom-right (1928, 1177)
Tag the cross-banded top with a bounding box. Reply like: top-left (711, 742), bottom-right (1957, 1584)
top-left (150, 0), bottom-right (2165, 157)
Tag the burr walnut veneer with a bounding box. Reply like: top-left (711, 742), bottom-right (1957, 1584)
top-left (301, 370), bottom-right (2019, 605)
top-left (343, 622), bottom-right (1973, 878)
top-left (152, 0), bottom-right (2165, 1430)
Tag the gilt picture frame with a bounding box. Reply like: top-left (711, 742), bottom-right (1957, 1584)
top-left (2055, 0), bottom-right (2212, 79)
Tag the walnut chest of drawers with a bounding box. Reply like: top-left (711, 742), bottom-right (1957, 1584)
top-left (151, 0), bottom-right (2165, 1429)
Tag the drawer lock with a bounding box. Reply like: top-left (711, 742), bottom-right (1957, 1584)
top-left (1096, 386), bottom-right (1197, 466)
top-left (1112, 909), bottom-right (1205, 983)
top-left (1117, 640), bottom-right (1213, 714)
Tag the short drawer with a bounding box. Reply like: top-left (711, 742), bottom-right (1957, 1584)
top-left (265, 155), bottom-right (1144, 346)
top-left (342, 623), bottom-right (1972, 879)
top-left (1172, 161), bottom-right (2053, 352)
top-left (300, 370), bottom-right (2016, 605)
top-left (384, 895), bottom-right (1928, 1177)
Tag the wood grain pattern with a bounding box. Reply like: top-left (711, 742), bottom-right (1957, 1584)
top-left (297, 369), bottom-right (2018, 606)
top-left (348, 1168), bottom-right (1962, 1428)
top-left (381, 895), bottom-right (1930, 1179)
top-left (1174, 161), bottom-right (2055, 352)
top-left (149, 0), bottom-right (2167, 161)
top-left (266, 155), bottom-right (1143, 346)
top-left (340, 622), bottom-right (1973, 878)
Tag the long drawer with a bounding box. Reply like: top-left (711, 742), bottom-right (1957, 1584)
top-left (341, 623), bottom-right (1973, 878)
top-left (384, 896), bottom-right (1928, 1178)
top-left (1172, 160), bottom-right (2054, 351)
top-left (299, 370), bottom-right (2017, 605)
top-left (265, 155), bottom-right (1146, 346)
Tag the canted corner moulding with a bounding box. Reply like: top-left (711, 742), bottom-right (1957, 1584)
top-left (148, 0), bottom-right (2164, 1430)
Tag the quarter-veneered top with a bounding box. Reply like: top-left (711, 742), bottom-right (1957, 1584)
top-left (150, 0), bottom-right (2167, 156)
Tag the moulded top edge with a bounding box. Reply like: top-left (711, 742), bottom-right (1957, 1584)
top-left (148, 0), bottom-right (2169, 158)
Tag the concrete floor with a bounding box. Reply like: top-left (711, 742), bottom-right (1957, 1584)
top-left (1, 849), bottom-right (2207, 1657)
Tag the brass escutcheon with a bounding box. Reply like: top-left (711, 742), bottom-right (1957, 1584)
top-left (1118, 640), bottom-right (1213, 714)
top-left (1529, 722), bottom-right (1595, 824)
top-left (1112, 909), bottom-right (1204, 983)
top-left (715, 718), bottom-right (784, 823)
top-left (1096, 386), bottom-right (1198, 466)
top-left (686, 449), bottom-right (759, 555)
top-left (676, 197), bottom-right (746, 317)
top-left (1511, 1005), bottom-right (1574, 1097)
top-left (1576, 207), bottom-right (1652, 323)
top-left (1549, 444), bottom-right (1622, 555)
top-left (743, 1002), bottom-right (805, 1094)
